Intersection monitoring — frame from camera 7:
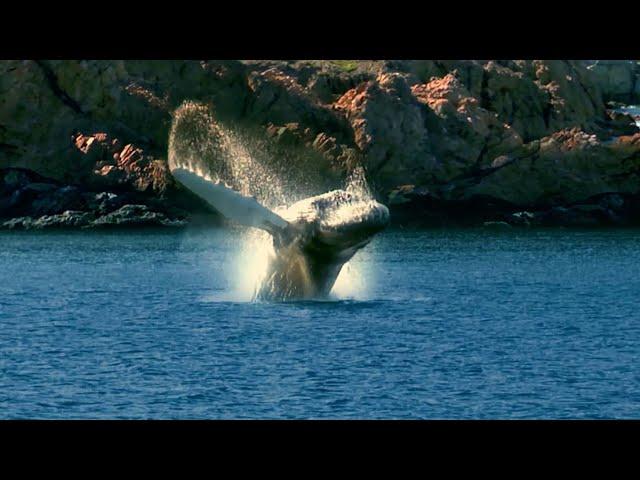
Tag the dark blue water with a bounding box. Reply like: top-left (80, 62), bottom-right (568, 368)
top-left (1, 227), bottom-right (639, 418)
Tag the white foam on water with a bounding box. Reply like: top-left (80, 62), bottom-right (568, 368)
top-left (232, 228), bottom-right (275, 301)
top-left (331, 259), bottom-right (368, 301)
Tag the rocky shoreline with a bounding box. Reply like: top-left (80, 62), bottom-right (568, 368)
top-left (0, 167), bottom-right (190, 230)
top-left (2, 60), bottom-right (640, 229)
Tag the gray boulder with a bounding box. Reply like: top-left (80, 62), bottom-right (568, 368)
top-left (90, 204), bottom-right (186, 228)
top-left (1, 211), bottom-right (94, 229)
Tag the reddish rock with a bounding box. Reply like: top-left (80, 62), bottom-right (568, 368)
top-left (3, 59), bottom-right (640, 226)
top-left (412, 73), bottom-right (522, 182)
top-left (615, 132), bottom-right (640, 148)
top-left (334, 73), bottom-right (435, 188)
top-left (71, 132), bottom-right (173, 195)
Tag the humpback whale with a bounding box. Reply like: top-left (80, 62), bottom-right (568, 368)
top-left (170, 167), bottom-right (389, 300)
top-left (168, 102), bottom-right (390, 301)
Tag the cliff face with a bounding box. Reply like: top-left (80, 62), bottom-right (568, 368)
top-left (586, 60), bottom-right (640, 104)
top-left (1, 59), bottom-right (640, 228)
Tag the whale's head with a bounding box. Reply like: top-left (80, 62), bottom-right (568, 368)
top-left (257, 190), bottom-right (390, 300)
top-left (278, 190), bottom-right (389, 255)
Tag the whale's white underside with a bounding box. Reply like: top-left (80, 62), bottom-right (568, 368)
top-left (171, 166), bottom-right (290, 237)
top-left (170, 161), bottom-right (389, 300)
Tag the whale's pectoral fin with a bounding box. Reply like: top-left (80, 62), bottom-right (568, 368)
top-left (170, 166), bottom-right (290, 237)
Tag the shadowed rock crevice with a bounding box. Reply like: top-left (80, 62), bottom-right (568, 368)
top-left (33, 60), bottom-right (85, 115)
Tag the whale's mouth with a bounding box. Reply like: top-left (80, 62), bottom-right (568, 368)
top-left (317, 203), bottom-right (390, 249)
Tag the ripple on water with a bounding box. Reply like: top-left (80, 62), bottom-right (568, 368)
top-left (1, 228), bottom-right (640, 418)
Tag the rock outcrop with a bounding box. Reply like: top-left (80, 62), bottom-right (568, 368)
top-left (466, 129), bottom-right (640, 207)
top-left (0, 167), bottom-right (187, 230)
top-left (2, 59), bottom-right (640, 228)
top-left (587, 60), bottom-right (640, 104)
top-left (91, 204), bottom-right (186, 228)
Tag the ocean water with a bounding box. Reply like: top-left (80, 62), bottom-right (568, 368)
top-left (1, 227), bottom-right (639, 419)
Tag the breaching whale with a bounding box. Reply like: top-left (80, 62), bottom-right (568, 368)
top-left (170, 166), bottom-right (389, 300)
top-left (167, 101), bottom-right (389, 300)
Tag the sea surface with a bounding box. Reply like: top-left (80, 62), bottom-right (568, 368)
top-left (1, 227), bottom-right (639, 419)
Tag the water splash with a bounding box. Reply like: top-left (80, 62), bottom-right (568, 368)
top-left (169, 101), bottom-right (382, 302)
top-left (232, 231), bottom-right (373, 302)
top-left (232, 228), bottom-right (275, 300)
top-left (168, 101), bottom-right (288, 208)
top-left (345, 164), bottom-right (373, 199)
top-left (331, 251), bottom-right (371, 300)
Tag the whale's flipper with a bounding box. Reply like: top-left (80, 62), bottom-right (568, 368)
top-left (170, 166), bottom-right (290, 237)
